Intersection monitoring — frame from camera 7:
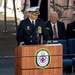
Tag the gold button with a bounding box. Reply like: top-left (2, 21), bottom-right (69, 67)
top-left (30, 40), bottom-right (32, 42)
top-left (30, 36), bottom-right (32, 37)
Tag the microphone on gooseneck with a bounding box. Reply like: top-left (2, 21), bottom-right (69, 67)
top-left (36, 26), bottom-right (42, 44)
top-left (36, 27), bottom-right (39, 44)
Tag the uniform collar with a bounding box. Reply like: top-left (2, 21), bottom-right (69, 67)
top-left (29, 18), bottom-right (35, 25)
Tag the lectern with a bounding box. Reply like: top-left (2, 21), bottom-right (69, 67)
top-left (15, 44), bottom-right (63, 75)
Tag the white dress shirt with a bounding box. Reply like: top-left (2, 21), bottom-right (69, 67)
top-left (29, 18), bottom-right (35, 25)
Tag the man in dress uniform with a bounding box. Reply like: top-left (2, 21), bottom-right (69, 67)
top-left (16, 6), bottom-right (51, 45)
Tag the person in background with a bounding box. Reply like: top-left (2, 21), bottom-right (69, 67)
top-left (16, 6), bottom-right (51, 45)
top-left (66, 11), bottom-right (75, 39)
top-left (45, 11), bottom-right (66, 40)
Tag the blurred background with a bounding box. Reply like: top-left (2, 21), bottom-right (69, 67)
top-left (0, 0), bottom-right (75, 75)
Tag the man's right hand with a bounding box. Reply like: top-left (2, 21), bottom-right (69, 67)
top-left (47, 40), bottom-right (51, 44)
top-left (20, 41), bottom-right (24, 46)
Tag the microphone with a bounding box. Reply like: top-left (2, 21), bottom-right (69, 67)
top-left (36, 28), bottom-right (39, 44)
top-left (36, 26), bottom-right (42, 44)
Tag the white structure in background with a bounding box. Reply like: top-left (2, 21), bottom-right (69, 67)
top-left (0, 0), bottom-right (29, 16)
top-left (17, 0), bottom-right (30, 25)
top-left (0, 0), bottom-right (4, 12)
top-left (7, 0), bottom-right (13, 13)
top-left (0, 0), bottom-right (30, 25)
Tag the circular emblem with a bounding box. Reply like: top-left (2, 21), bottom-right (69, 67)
top-left (35, 48), bottom-right (51, 69)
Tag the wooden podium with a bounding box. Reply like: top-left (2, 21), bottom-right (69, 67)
top-left (15, 44), bottom-right (63, 75)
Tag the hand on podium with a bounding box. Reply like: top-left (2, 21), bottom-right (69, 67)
top-left (20, 41), bottom-right (24, 46)
top-left (47, 40), bottom-right (51, 44)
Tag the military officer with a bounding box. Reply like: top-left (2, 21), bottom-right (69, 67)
top-left (16, 6), bottom-right (51, 45)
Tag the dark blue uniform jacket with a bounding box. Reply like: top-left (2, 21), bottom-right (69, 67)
top-left (16, 18), bottom-right (50, 45)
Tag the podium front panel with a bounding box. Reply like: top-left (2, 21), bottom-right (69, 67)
top-left (15, 44), bottom-right (63, 75)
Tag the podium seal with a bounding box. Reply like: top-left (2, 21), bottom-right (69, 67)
top-left (35, 48), bottom-right (51, 69)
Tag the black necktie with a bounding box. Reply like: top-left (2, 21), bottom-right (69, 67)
top-left (32, 21), bottom-right (34, 25)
